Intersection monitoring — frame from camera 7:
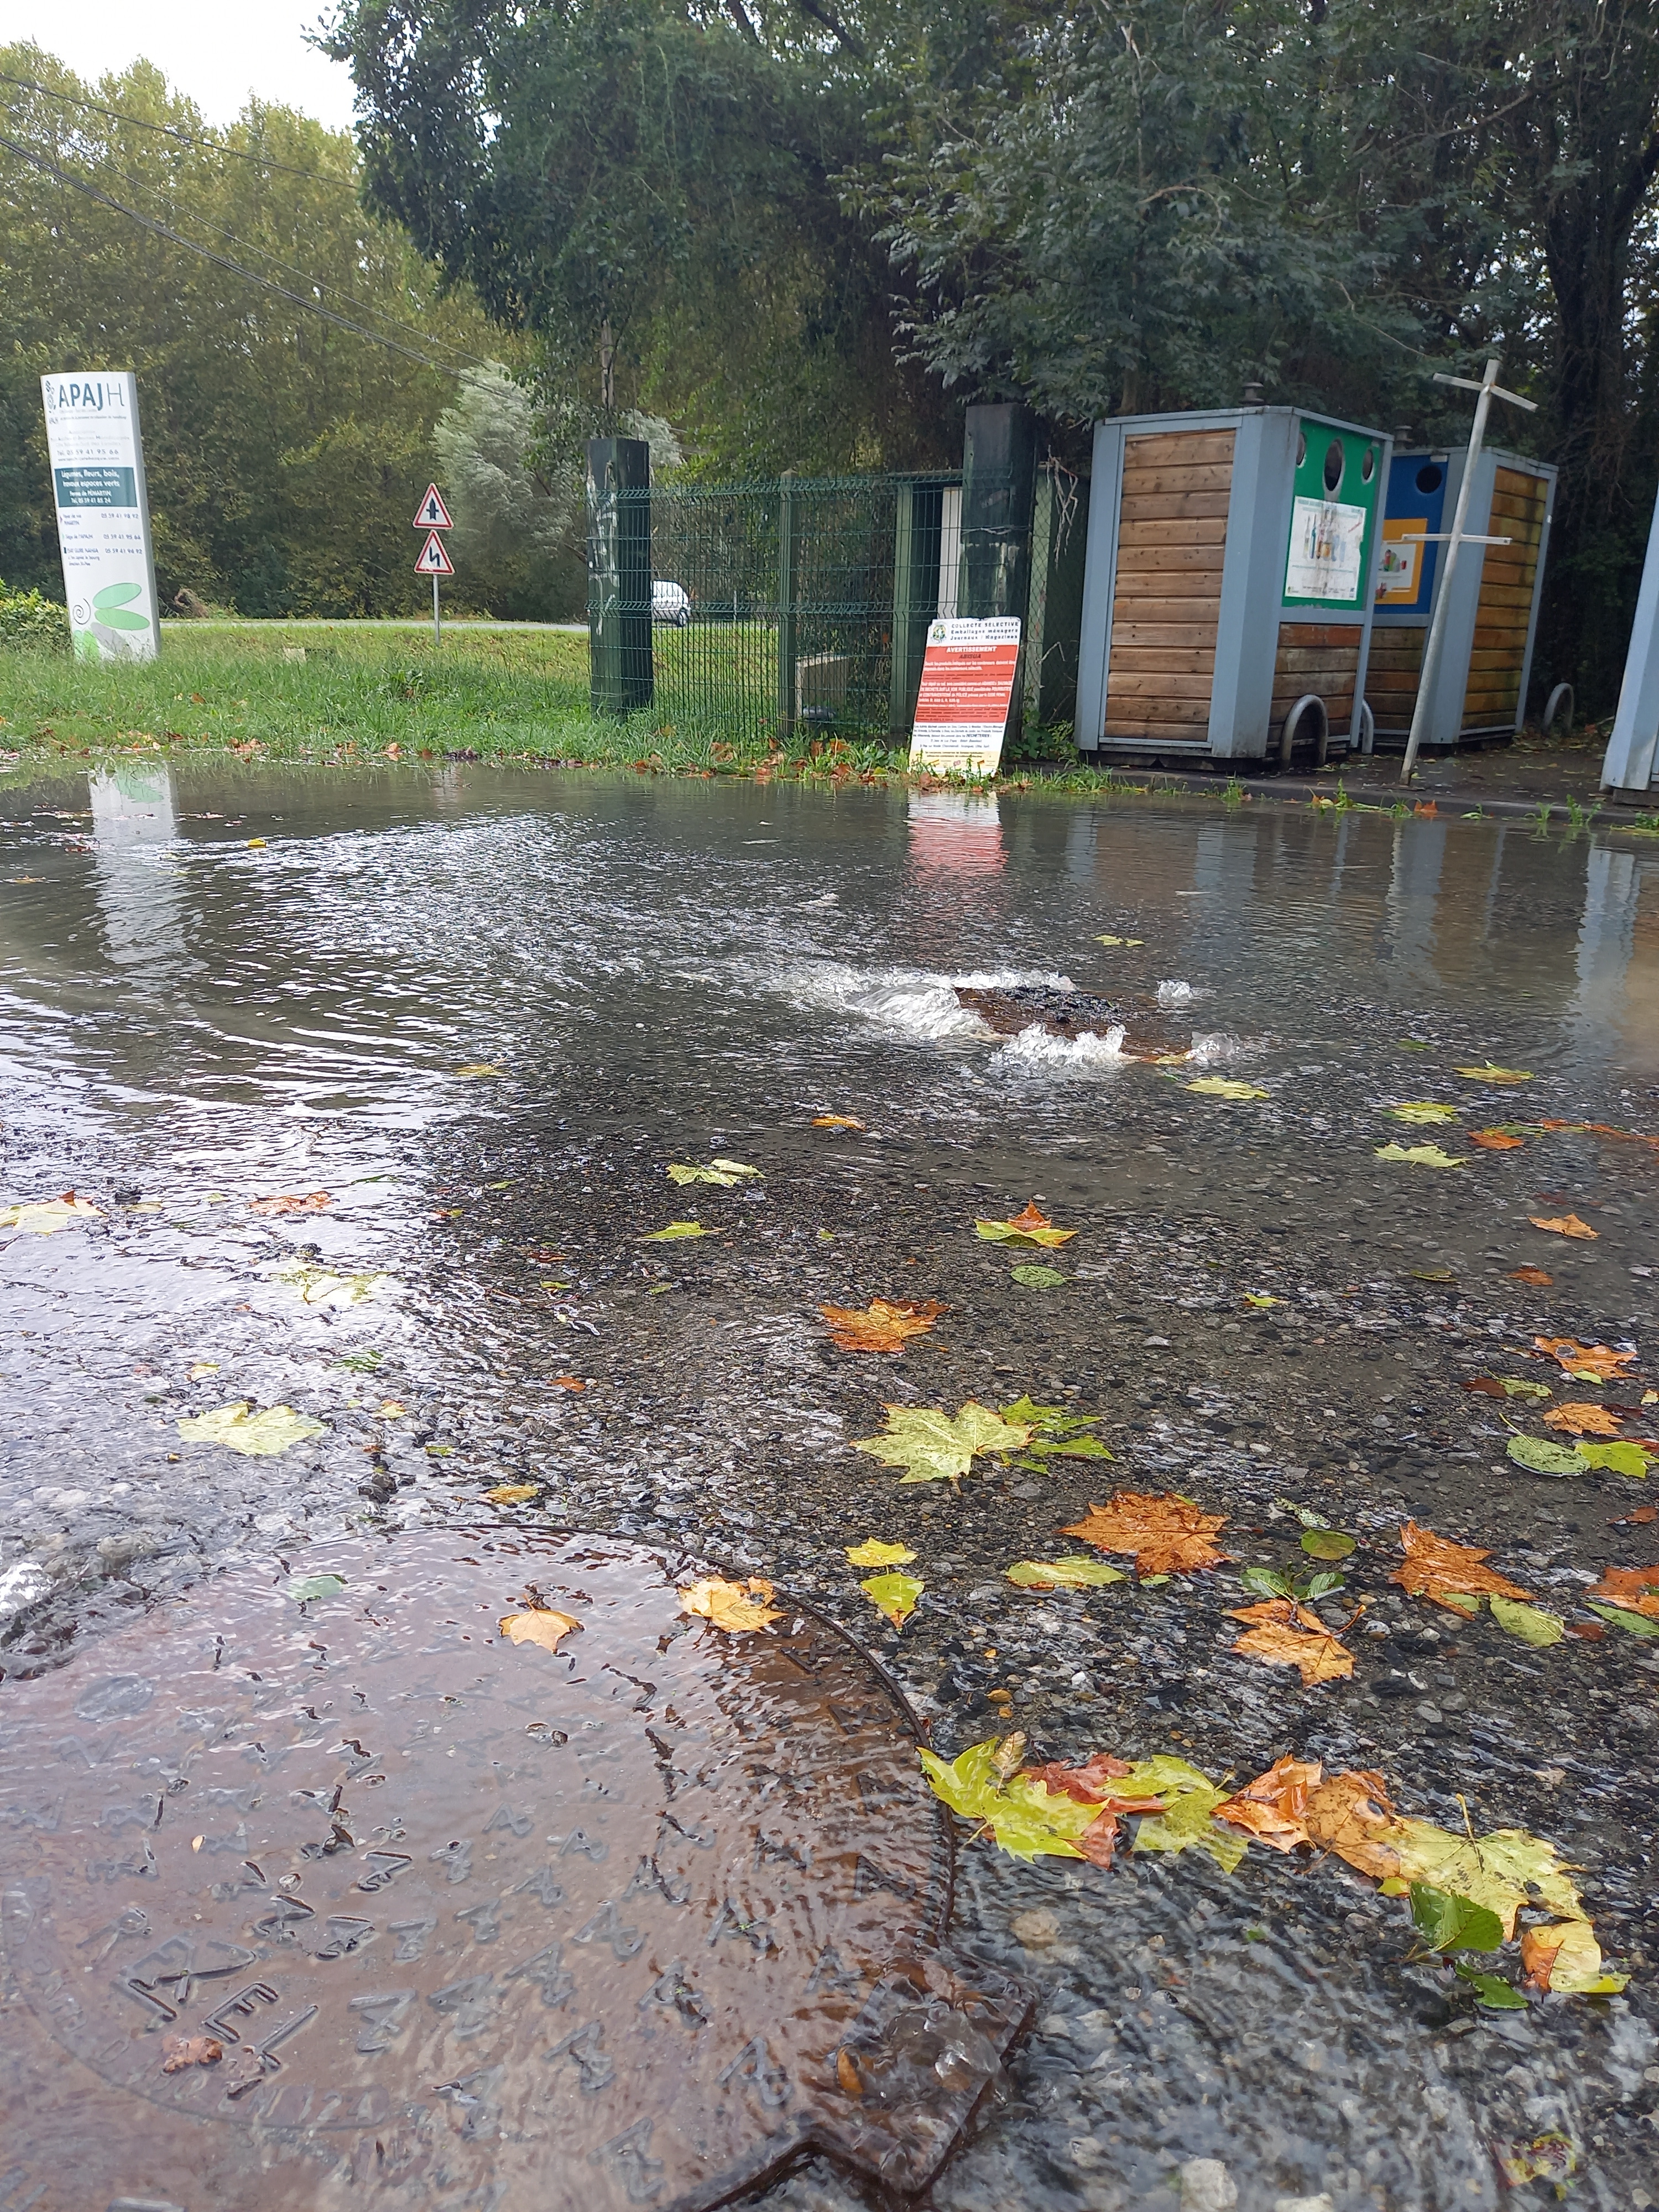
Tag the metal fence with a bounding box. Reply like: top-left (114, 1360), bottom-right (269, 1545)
top-left (587, 470), bottom-right (963, 744)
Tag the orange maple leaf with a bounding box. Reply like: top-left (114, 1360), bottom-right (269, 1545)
top-left (1469, 1129), bottom-right (1524, 1150)
top-left (1528, 1213), bottom-right (1598, 1240)
top-left (1519, 1926), bottom-right (1568, 1991)
top-left (1509, 1266), bottom-right (1553, 1285)
top-left (1061, 1491), bottom-right (1231, 1575)
top-left (1586, 1563), bottom-right (1659, 1618)
top-left (1217, 1756), bottom-right (1323, 1852)
top-left (1303, 1769), bottom-right (1406, 1879)
top-left (1543, 1401), bottom-right (1623, 1437)
top-left (1391, 1521), bottom-right (1532, 1611)
top-left (1228, 1599), bottom-right (1354, 1686)
top-left (1534, 1337), bottom-right (1635, 1381)
top-left (818, 1297), bottom-right (946, 1353)
top-left (1413, 800), bottom-right (1439, 817)
top-left (248, 1190), bottom-right (332, 1215)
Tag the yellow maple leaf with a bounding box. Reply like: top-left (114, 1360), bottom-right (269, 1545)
top-left (820, 1297), bottom-right (945, 1352)
top-left (484, 1483), bottom-right (540, 1503)
top-left (1528, 1214), bottom-right (1598, 1240)
top-left (679, 1575), bottom-right (782, 1632)
top-left (860, 1570), bottom-right (922, 1627)
top-left (498, 1608), bottom-right (581, 1652)
top-left (844, 1537), bottom-right (917, 1566)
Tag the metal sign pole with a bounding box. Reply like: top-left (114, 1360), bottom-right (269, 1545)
top-left (432, 571), bottom-right (441, 646)
top-left (1398, 358), bottom-right (1537, 785)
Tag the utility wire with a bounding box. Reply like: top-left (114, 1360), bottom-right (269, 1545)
top-left (0, 129), bottom-right (467, 373)
top-left (0, 66), bottom-right (338, 181)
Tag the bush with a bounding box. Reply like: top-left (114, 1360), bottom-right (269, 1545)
top-left (0, 582), bottom-right (69, 653)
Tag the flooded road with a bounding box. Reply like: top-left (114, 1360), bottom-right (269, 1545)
top-left (2, 761), bottom-right (1658, 2212)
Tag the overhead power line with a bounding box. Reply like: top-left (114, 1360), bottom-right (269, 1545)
top-left (0, 66), bottom-right (338, 182)
top-left (0, 128), bottom-right (471, 374)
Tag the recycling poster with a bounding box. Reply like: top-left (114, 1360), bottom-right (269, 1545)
top-left (40, 371), bottom-right (160, 661)
top-left (909, 616), bottom-right (1022, 774)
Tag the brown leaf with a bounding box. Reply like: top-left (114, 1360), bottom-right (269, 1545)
top-left (836, 2048), bottom-right (864, 2098)
top-left (1228, 1600), bottom-right (1354, 1686)
top-left (1611, 1504), bottom-right (1658, 1526)
top-left (1461, 1376), bottom-right (1506, 1397)
top-left (1025, 1752), bottom-right (1136, 1804)
top-left (1216, 1756), bottom-right (1323, 1852)
top-left (248, 1190), bottom-right (332, 1215)
top-left (1469, 1129), bottom-right (1524, 1150)
top-left (812, 1114), bottom-right (865, 1129)
top-left (1528, 1213), bottom-right (1598, 1240)
top-left (1509, 1266), bottom-right (1553, 1285)
top-left (1586, 1563), bottom-right (1659, 1618)
top-left (1413, 800), bottom-right (1438, 818)
top-left (1303, 1770), bottom-right (1406, 1879)
top-left (818, 1297), bottom-right (946, 1353)
top-left (161, 2035), bottom-right (223, 2073)
top-left (1061, 1491), bottom-right (1232, 1576)
top-left (498, 1608), bottom-right (582, 1653)
top-left (1534, 1337), bottom-right (1636, 1380)
top-left (1392, 1521), bottom-right (1532, 1611)
top-left (1519, 1926), bottom-right (1567, 1992)
top-left (1543, 1402), bottom-right (1622, 1437)
top-left (678, 1575), bottom-right (782, 1633)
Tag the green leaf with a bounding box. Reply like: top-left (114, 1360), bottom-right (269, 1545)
top-left (1454, 1962), bottom-right (1528, 2009)
top-left (1024, 1432), bottom-right (1115, 1461)
top-left (1298, 1569), bottom-right (1346, 1600)
top-left (1300, 1528), bottom-right (1356, 1561)
top-left (918, 1741), bottom-right (1104, 1860)
top-left (288, 1572), bottom-right (346, 1604)
top-left (859, 1570), bottom-right (922, 1626)
top-left (334, 1350), bottom-right (382, 1373)
top-left (1186, 1077), bottom-right (1268, 1100)
top-left (1489, 1595), bottom-right (1565, 1647)
top-left (1004, 1556), bottom-right (1128, 1589)
top-left (852, 1401), bottom-right (1033, 1484)
top-left (176, 1402), bottom-right (326, 1456)
top-left (1240, 1564), bottom-right (1291, 1599)
top-left (999, 1395), bottom-right (1100, 1437)
top-left (1437, 1589), bottom-right (1483, 1616)
top-left (1410, 1884), bottom-right (1505, 1954)
top-left (1585, 1600), bottom-right (1659, 1637)
top-left (641, 1219), bottom-right (707, 1241)
top-left (92, 581), bottom-right (143, 608)
top-left (1009, 1263), bottom-right (1067, 1288)
top-left (666, 1160), bottom-right (759, 1185)
top-left (1506, 1434), bottom-right (1584, 1477)
top-left (1576, 1440), bottom-right (1652, 1479)
top-left (1388, 1102), bottom-right (1458, 1124)
top-left (1374, 1142), bottom-right (1467, 1167)
top-left (1129, 1765), bottom-right (1248, 1872)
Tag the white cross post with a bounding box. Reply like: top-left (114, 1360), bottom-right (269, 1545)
top-left (1398, 358), bottom-right (1538, 785)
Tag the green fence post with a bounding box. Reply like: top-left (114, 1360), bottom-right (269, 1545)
top-left (889, 478), bottom-right (918, 737)
top-left (587, 436), bottom-right (653, 716)
top-left (777, 471), bottom-right (798, 743)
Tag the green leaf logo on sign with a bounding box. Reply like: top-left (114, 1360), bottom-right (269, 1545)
top-left (93, 581), bottom-right (149, 631)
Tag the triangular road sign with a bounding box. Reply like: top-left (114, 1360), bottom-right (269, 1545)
top-left (414, 530), bottom-right (455, 576)
top-left (413, 483), bottom-right (453, 530)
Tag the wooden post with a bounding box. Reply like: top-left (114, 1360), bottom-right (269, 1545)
top-left (587, 437), bottom-right (653, 716)
top-left (777, 471), bottom-right (798, 743)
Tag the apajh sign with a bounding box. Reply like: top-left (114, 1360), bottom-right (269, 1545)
top-left (40, 372), bottom-right (160, 661)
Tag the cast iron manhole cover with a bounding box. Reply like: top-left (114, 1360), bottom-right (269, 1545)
top-left (0, 1529), bottom-right (1029, 2211)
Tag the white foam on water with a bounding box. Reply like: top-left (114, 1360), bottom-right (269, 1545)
top-left (995, 1021), bottom-right (1129, 1068)
top-left (1156, 978), bottom-right (1202, 1005)
top-left (779, 963), bottom-right (1073, 1044)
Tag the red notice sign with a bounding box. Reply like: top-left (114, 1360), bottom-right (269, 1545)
top-left (909, 617), bottom-right (1021, 774)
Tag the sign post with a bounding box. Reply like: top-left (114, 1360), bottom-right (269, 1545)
top-left (909, 617), bottom-right (1022, 775)
top-left (412, 484), bottom-right (453, 644)
top-left (40, 371), bottom-right (159, 662)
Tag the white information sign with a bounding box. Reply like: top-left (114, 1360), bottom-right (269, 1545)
top-left (40, 371), bottom-right (160, 661)
top-left (1284, 494), bottom-right (1367, 604)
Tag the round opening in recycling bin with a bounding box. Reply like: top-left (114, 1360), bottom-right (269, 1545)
top-left (1361, 445), bottom-right (1376, 482)
top-left (1415, 462), bottom-right (1444, 494)
top-left (1322, 439), bottom-right (1345, 492)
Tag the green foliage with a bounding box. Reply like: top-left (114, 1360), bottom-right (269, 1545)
top-left (0, 580), bottom-right (67, 653)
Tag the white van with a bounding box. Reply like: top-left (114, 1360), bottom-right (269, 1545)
top-left (652, 580), bottom-right (691, 627)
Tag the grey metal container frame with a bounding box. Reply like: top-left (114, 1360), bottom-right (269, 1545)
top-left (1371, 446), bottom-right (1557, 750)
top-left (1600, 481), bottom-right (1659, 796)
top-left (1074, 406), bottom-right (1392, 759)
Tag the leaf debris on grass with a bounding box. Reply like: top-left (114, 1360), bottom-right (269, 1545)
top-left (1061, 1491), bottom-right (1231, 1576)
top-left (820, 1297), bottom-right (946, 1353)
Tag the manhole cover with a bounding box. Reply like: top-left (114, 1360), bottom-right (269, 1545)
top-left (0, 1529), bottom-right (1029, 2211)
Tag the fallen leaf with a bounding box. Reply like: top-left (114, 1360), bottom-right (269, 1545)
top-left (161, 2035), bottom-right (223, 2073)
top-left (1374, 1143), bottom-right (1467, 1167)
top-left (1304, 1770), bottom-right (1405, 1879)
top-left (1584, 1599), bottom-right (1659, 1637)
top-left (1392, 1521), bottom-right (1532, 1610)
top-left (1489, 1595), bottom-right (1565, 1647)
top-left (1010, 1263), bottom-right (1068, 1288)
top-left (1409, 1884), bottom-right (1504, 1954)
top-left (1243, 1292), bottom-right (1280, 1308)
top-left (1094, 934), bottom-right (1144, 946)
top-left (1387, 1102), bottom-right (1458, 1124)
top-left (0, 1192), bottom-right (105, 1234)
top-left (1062, 1492), bottom-right (1232, 1576)
top-left (1455, 1064), bottom-right (1533, 1083)
top-left (919, 1740), bottom-right (1110, 1861)
top-left (1509, 1266), bottom-right (1553, 1285)
top-left (1413, 799), bottom-right (1438, 817)
top-left (484, 1483), bottom-right (540, 1504)
top-left (641, 1220), bottom-right (707, 1241)
top-left (1577, 1439), bottom-right (1654, 1478)
top-left (1611, 1505), bottom-right (1658, 1525)
top-left (453, 1063), bottom-right (504, 1077)
top-left (667, 1159), bottom-right (761, 1186)
top-left (1534, 1336), bottom-right (1635, 1380)
top-left (1216, 1756), bottom-right (1322, 1851)
top-left (1186, 1077), bottom-right (1269, 1100)
top-left (288, 1573), bottom-right (346, 1603)
top-left (1128, 1761), bottom-right (1248, 1872)
top-left (844, 1537), bottom-right (917, 1567)
top-left (1300, 1528), bottom-right (1357, 1561)
top-left (678, 1575), bottom-right (782, 1632)
top-left (552, 1375), bottom-right (586, 1390)
top-left (1543, 1401), bottom-right (1623, 1437)
top-left (188, 1361), bottom-right (220, 1380)
top-left (176, 1402), bottom-right (325, 1456)
top-left (1585, 1563), bottom-right (1659, 1616)
top-left (1229, 1598), bottom-right (1354, 1684)
top-left (272, 1261), bottom-right (386, 1307)
top-left (1528, 1214), bottom-right (1597, 1240)
top-left (853, 1400), bottom-right (1031, 1483)
top-left (821, 1297), bottom-right (946, 1353)
top-left (499, 1608), bottom-right (582, 1653)
top-left (248, 1191), bottom-right (331, 1215)
top-left (1470, 1128), bottom-right (1525, 1150)
top-left (1004, 1556), bottom-right (1128, 1589)
top-left (812, 1114), bottom-right (865, 1129)
top-left (1455, 1962), bottom-right (1528, 2008)
top-left (974, 1202), bottom-right (1077, 1249)
top-left (1409, 1266), bottom-right (1458, 1281)
top-left (1495, 2131), bottom-right (1579, 2188)
top-left (1462, 1374), bottom-right (1551, 1400)
top-left (1506, 1433), bottom-right (1583, 1479)
top-left (860, 1570), bottom-right (922, 1627)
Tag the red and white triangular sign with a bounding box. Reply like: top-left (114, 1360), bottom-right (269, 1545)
top-left (414, 530), bottom-right (455, 576)
top-left (413, 483), bottom-right (453, 530)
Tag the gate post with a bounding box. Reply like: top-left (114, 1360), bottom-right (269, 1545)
top-left (587, 437), bottom-right (653, 715)
top-left (959, 403), bottom-right (1038, 622)
top-left (777, 472), bottom-right (799, 742)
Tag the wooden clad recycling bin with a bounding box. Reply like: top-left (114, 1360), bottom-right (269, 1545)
top-left (1368, 446), bottom-right (1556, 750)
top-left (1075, 406), bottom-right (1390, 761)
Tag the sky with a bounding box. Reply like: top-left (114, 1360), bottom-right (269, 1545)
top-left (0, 0), bottom-right (359, 132)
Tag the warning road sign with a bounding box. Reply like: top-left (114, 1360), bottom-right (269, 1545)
top-left (413, 484), bottom-right (453, 531)
top-left (414, 530), bottom-right (455, 577)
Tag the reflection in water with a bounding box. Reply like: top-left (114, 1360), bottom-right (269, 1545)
top-left (88, 765), bottom-right (186, 978)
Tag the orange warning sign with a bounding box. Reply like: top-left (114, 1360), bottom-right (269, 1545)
top-left (909, 617), bottom-right (1021, 774)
